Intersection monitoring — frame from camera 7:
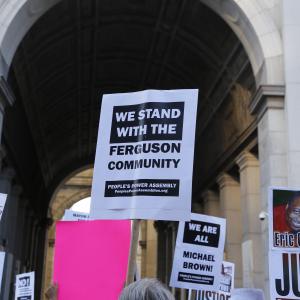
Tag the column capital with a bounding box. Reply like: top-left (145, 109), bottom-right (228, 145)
top-left (153, 221), bottom-right (167, 232)
top-left (192, 202), bottom-right (203, 214)
top-left (216, 173), bottom-right (239, 189)
top-left (249, 85), bottom-right (285, 121)
top-left (201, 190), bottom-right (218, 202)
top-left (236, 151), bottom-right (259, 171)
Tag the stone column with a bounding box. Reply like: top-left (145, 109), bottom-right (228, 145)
top-left (217, 173), bottom-right (243, 287)
top-left (15, 199), bottom-right (29, 260)
top-left (283, 1), bottom-right (300, 187)
top-left (7, 185), bottom-right (22, 254)
top-left (0, 77), bottom-right (15, 144)
top-left (202, 190), bottom-right (221, 217)
top-left (24, 209), bottom-right (35, 269)
top-left (250, 85), bottom-right (286, 298)
top-left (236, 151), bottom-right (264, 289)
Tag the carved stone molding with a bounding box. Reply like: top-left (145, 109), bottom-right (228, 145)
top-left (249, 85), bottom-right (285, 121)
top-left (201, 190), bottom-right (219, 204)
top-left (236, 151), bottom-right (259, 172)
top-left (216, 172), bottom-right (239, 189)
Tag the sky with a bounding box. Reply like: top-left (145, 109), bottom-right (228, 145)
top-left (71, 197), bottom-right (91, 213)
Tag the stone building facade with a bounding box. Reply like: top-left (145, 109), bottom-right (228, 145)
top-left (0, 0), bottom-right (298, 299)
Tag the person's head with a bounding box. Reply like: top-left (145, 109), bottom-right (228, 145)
top-left (286, 192), bottom-right (300, 231)
top-left (119, 278), bottom-right (175, 300)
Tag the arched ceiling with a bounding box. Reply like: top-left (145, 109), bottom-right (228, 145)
top-left (3, 0), bottom-right (255, 213)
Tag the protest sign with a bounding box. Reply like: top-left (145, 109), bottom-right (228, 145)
top-left (268, 187), bottom-right (300, 299)
top-left (190, 261), bottom-right (234, 300)
top-left (62, 210), bottom-right (89, 221)
top-left (219, 261), bottom-right (235, 294)
top-left (269, 187), bottom-right (300, 250)
top-left (170, 213), bottom-right (226, 290)
top-left (15, 271), bottom-right (34, 300)
top-left (269, 251), bottom-right (300, 300)
top-left (0, 193), bottom-right (7, 221)
top-left (90, 89), bottom-right (198, 221)
top-left (54, 220), bottom-right (131, 300)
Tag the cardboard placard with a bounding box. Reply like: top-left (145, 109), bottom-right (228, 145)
top-left (15, 271), bottom-right (34, 300)
top-left (191, 261), bottom-right (234, 300)
top-left (90, 89), bottom-right (198, 221)
top-left (62, 210), bottom-right (89, 221)
top-left (170, 213), bottom-right (226, 290)
top-left (269, 251), bottom-right (300, 300)
top-left (268, 187), bottom-right (300, 299)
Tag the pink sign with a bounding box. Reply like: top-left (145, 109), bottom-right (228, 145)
top-left (54, 220), bottom-right (131, 300)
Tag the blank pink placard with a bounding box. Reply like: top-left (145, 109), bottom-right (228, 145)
top-left (53, 220), bottom-right (131, 300)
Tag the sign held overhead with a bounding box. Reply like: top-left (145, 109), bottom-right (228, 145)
top-left (170, 213), bottom-right (226, 291)
top-left (90, 89), bottom-right (198, 221)
top-left (15, 271), bottom-right (34, 300)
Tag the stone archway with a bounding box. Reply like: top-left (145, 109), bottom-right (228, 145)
top-left (0, 1), bottom-right (285, 299)
top-left (0, 0), bottom-right (283, 85)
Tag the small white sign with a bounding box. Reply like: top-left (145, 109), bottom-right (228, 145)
top-left (190, 261), bottom-right (235, 300)
top-left (269, 251), bottom-right (300, 300)
top-left (170, 213), bottom-right (226, 291)
top-left (62, 210), bottom-right (90, 221)
top-left (0, 193), bottom-right (7, 221)
top-left (219, 261), bottom-right (235, 295)
top-left (15, 271), bottom-right (34, 300)
top-left (90, 89), bottom-right (198, 221)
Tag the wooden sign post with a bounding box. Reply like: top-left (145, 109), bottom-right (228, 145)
top-left (126, 219), bottom-right (141, 286)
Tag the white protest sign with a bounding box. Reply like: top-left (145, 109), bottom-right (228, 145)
top-left (170, 213), bottom-right (226, 290)
top-left (0, 252), bottom-right (5, 294)
top-left (90, 89), bottom-right (198, 221)
top-left (190, 261), bottom-right (234, 300)
top-left (62, 210), bottom-right (90, 221)
top-left (268, 187), bottom-right (300, 299)
top-left (0, 193), bottom-right (7, 221)
top-left (219, 261), bottom-right (235, 294)
top-left (268, 187), bottom-right (300, 251)
top-left (269, 251), bottom-right (300, 300)
top-left (15, 271), bottom-right (34, 300)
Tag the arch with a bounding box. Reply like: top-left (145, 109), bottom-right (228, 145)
top-left (201, 0), bottom-right (283, 85)
top-left (0, 0), bottom-right (283, 86)
top-left (0, 0), bottom-right (59, 77)
top-left (48, 164), bottom-right (93, 218)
